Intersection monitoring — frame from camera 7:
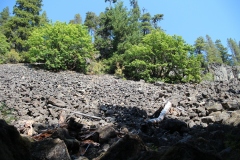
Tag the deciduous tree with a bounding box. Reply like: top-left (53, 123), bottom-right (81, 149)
top-left (26, 22), bottom-right (94, 72)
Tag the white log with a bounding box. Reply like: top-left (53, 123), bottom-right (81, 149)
top-left (147, 101), bottom-right (172, 124)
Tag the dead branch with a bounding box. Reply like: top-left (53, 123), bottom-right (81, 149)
top-left (147, 101), bottom-right (172, 124)
top-left (49, 105), bottom-right (102, 120)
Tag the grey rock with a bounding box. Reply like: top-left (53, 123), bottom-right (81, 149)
top-left (48, 96), bottom-right (66, 108)
top-left (31, 138), bottom-right (71, 160)
top-left (206, 103), bottom-right (223, 114)
top-left (201, 116), bottom-right (215, 123)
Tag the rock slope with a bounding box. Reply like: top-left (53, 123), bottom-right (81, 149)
top-left (0, 64), bottom-right (240, 160)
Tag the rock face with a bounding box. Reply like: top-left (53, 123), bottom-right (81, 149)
top-left (208, 63), bottom-right (240, 81)
top-left (0, 64), bottom-right (240, 160)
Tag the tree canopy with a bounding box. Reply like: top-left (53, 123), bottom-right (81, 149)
top-left (26, 22), bottom-right (94, 72)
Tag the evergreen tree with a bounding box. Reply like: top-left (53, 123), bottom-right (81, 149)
top-left (3, 0), bottom-right (42, 52)
top-left (194, 36), bottom-right (206, 55)
top-left (140, 13), bottom-right (152, 35)
top-left (69, 13), bottom-right (82, 24)
top-left (205, 35), bottom-right (222, 64)
top-left (105, 0), bottom-right (117, 7)
top-left (95, 1), bottom-right (142, 58)
top-left (0, 32), bottom-right (10, 55)
top-left (0, 7), bottom-right (10, 26)
top-left (151, 14), bottom-right (163, 29)
top-left (39, 11), bottom-right (49, 26)
top-left (215, 39), bottom-right (231, 65)
top-left (227, 38), bottom-right (240, 65)
top-left (84, 12), bottom-right (99, 37)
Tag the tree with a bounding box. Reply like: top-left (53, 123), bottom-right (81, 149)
top-left (105, 0), bottom-right (117, 7)
top-left (3, 0), bottom-right (42, 52)
top-left (205, 35), bottom-right (222, 64)
top-left (194, 36), bottom-right (206, 55)
top-left (84, 12), bottom-right (99, 38)
top-left (39, 11), bottom-right (49, 26)
top-left (151, 14), bottom-right (163, 29)
top-left (227, 38), bottom-right (240, 65)
top-left (215, 39), bottom-right (231, 65)
top-left (95, 1), bottom-right (141, 58)
top-left (120, 30), bottom-right (202, 83)
top-left (140, 13), bottom-right (152, 35)
top-left (0, 7), bottom-right (10, 26)
top-left (26, 22), bottom-right (94, 72)
top-left (69, 13), bottom-right (82, 24)
top-left (0, 32), bottom-right (10, 55)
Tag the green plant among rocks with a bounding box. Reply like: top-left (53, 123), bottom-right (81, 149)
top-left (0, 102), bottom-right (16, 123)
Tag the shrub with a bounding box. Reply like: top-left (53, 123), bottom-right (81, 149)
top-left (4, 49), bottom-right (21, 63)
top-left (119, 30), bottom-right (202, 83)
top-left (202, 72), bottom-right (214, 81)
top-left (26, 22), bottom-right (94, 72)
top-left (86, 61), bottom-right (105, 75)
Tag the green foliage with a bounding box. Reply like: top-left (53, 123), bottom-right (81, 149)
top-left (0, 7), bottom-right (10, 26)
top-left (215, 39), bottom-right (231, 65)
top-left (194, 36), bottom-right (206, 55)
top-left (69, 13), bottom-right (82, 24)
top-left (0, 32), bottom-right (10, 55)
top-left (202, 72), bottom-right (214, 81)
top-left (4, 49), bottom-right (21, 63)
top-left (205, 35), bottom-right (223, 64)
top-left (0, 102), bottom-right (16, 123)
top-left (115, 30), bottom-right (202, 83)
top-left (114, 62), bottom-right (125, 78)
top-left (3, 0), bottom-right (42, 52)
top-left (86, 60), bottom-right (105, 75)
top-left (26, 22), bottom-right (94, 72)
top-left (95, 1), bottom-right (143, 58)
top-left (227, 38), bottom-right (240, 65)
top-left (84, 11), bottom-right (99, 37)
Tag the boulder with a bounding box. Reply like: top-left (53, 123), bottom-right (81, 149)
top-left (31, 138), bottom-right (71, 160)
top-left (0, 119), bottom-right (31, 160)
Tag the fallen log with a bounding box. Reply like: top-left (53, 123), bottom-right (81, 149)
top-left (147, 101), bottom-right (172, 124)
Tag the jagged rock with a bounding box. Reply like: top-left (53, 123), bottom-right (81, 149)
top-left (31, 138), bottom-right (71, 160)
top-left (0, 119), bottom-right (31, 160)
top-left (99, 134), bottom-right (147, 160)
top-left (97, 126), bottom-right (117, 143)
top-left (221, 100), bottom-right (239, 110)
top-left (201, 116), bottom-right (215, 124)
top-left (48, 96), bottom-right (66, 108)
top-left (206, 103), bottom-right (223, 113)
top-left (209, 111), bottom-right (230, 123)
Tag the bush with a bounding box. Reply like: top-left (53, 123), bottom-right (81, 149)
top-left (117, 30), bottom-right (202, 83)
top-left (4, 49), bottom-right (21, 63)
top-left (86, 61), bottom-right (105, 75)
top-left (202, 72), bottom-right (214, 81)
top-left (26, 22), bottom-right (94, 72)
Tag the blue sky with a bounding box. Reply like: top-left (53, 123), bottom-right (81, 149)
top-left (1, 0), bottom-right (239, 47)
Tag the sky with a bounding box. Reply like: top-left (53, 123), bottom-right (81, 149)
top-left (1, 0), bottom-right (239, 47)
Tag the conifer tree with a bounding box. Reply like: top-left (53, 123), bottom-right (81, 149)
top-left (3, 0), bottom-right (42, 52)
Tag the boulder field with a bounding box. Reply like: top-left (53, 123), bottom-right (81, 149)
top-left (0, 64), bottom-right (240, 160)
